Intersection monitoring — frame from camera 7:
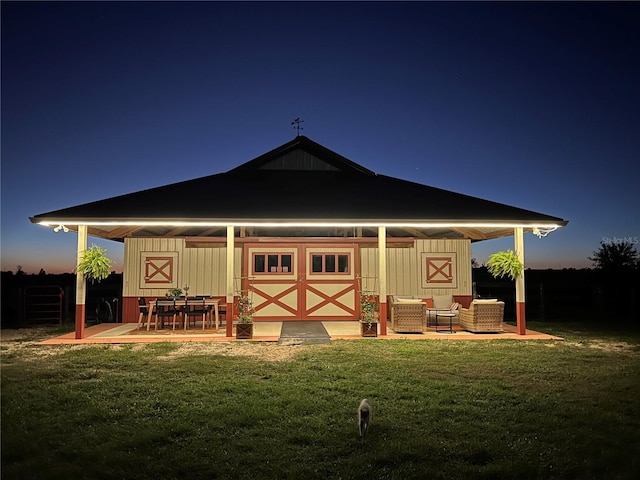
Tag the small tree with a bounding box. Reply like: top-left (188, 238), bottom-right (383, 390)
top-left (589, 240), bottom-right (639, 271)
top-left (589, 240), bottom-right (639, 318)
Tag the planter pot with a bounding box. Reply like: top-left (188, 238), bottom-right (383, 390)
top-left (236, 323), bottom-right (254, 339)
top-left (360, 321), bottom-right (378, 338)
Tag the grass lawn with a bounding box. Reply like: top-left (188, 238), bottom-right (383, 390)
top-left (2, 322), bottom-right (640, 479)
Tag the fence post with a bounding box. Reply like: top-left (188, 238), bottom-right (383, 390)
top-left (18, 287), bottom-right (25, 327)
top-left (64, 286), bottom-right (73, 323)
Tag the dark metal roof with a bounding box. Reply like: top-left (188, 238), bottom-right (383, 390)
top-left (30, 136), bottom-right (567, 241)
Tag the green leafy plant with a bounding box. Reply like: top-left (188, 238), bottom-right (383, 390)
top-left (236, 294), bottom-right (254, 323)
top-left (486, 250), bottom-right (524, 280)
top-left (165, 288), bottom-right (183, 299)
top-left (360, 292), bottom-right (379, 326)
top-left (76, 244), bottom-right (113, 284)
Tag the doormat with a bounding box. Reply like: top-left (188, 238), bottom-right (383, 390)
top-left (278, 321), bottom-right (330, 345)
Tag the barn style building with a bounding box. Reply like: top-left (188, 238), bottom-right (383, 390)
top-left (31, 135), bottom-right (567, 338)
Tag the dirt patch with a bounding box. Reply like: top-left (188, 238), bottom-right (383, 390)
top-left (0, 328), bottom-right (48, 342)
top-left (0, 327), bottom-right (310, 362)
top-left (1, 328), bottom-right (66, 356)
top-left (1, 328), bottom-right (102, 362)
top-left (156, 341), bottom-right (313, 362)
top-left (562, 339), bottom-right (640, 354)
top-left (583, 340), bottom-right (639, 353)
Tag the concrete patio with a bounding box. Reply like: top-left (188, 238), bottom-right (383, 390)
top-left (36, 321), bottom-right (562, 345)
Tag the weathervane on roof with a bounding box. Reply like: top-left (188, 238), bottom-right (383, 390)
top-left (291, 117), bottom-right (304, 136)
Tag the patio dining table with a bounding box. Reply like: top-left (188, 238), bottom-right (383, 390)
top-left (147, 298), bottom-right (220, 330)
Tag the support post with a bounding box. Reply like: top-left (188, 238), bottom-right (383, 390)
top-left (378, 226), bottom-right (387, 336)
top-left (75, 225), bottom-right (87, 339)
top-left (514, 227), bottom-right (526, 335)
top-left (226, 226), bottom-right (235, 337)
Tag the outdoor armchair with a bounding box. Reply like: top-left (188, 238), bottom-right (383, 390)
top-left (459, 300), bottom-right (505, 333)
top-left (390, 296), bottom-right (426, 333)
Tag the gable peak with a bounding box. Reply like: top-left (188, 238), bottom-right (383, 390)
top-left (228, 136), bottom-right (375, 175)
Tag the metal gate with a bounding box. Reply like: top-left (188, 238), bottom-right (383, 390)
top-left (24, 286), bottom-right (64, 325)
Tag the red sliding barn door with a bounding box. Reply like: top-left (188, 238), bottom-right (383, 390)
top-left (302, 245), bottom-right (358, 320)
top-left (244, 243), bottom-right (358, 321)
top-left (245, 245), bottom-right (300, 320)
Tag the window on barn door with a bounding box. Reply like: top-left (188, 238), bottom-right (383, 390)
top-left (310, 253), bottom-right (351, 275)
top-left (252, 252), bottom-right (294, 275)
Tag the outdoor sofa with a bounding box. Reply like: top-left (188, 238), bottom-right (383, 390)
top-left (426, 294), bottom-right (461, 325)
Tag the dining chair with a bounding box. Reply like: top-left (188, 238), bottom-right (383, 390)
top-left (216, 298), bottom-right (227, 325)
top-left (137, 297), bottom-right (148, 330)
top-left (154, 299), bottom-right (181, 330)
top-left (183, 297), bottom-right (207, 330)
top-left (200, 295), bottom-right (226, 325)
top-left (195, 295), bottom-right (222, 329)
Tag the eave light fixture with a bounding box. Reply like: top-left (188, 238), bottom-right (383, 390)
top-left (53, 225), bottom-right (69, 233)
top-left (39, 220), bottom-right (564, 229)
top-left (532, 226), bottom-right (557, 238)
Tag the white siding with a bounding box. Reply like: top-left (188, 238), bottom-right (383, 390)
top-left (123, 238), bottom-right (242, 297)
top-left (359, 239), bottom-right (471, 297)
top-left (124, 237), bottom-right (471, 299)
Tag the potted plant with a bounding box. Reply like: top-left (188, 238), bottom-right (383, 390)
top-left (486, 250), bottom-right (523, 281)
top-left (76, 244), bottom-right (114, 324)
top-left (165, 288), bottom-right (183, 300)
top-left (76, 244), bottom-right (113, 284)
top-left (235, 294), bottom-right (254, 339)
top-left (486, 250), bottom-right (524, 321)
top-left (359, 292), bottom-right (379, 337)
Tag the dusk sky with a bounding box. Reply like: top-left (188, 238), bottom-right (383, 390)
top-left (2, 1), bottom-right (638, 274)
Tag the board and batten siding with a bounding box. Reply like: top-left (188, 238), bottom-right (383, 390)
top-left (359, 239), bottom-right (472, 297)
top-left (120, 237), bottom-right (471, 323)
top-left (124, 237), bottom-right (470, 298)
top-left (123, 238), bottom-right (242, 298)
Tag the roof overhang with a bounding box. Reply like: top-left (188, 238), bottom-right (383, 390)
top-left (30, 136), bottom-right (568, 243)
top-left (33, 218), bottom-right (565, 242)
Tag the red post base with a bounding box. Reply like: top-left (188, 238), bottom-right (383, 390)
top-left (379, 302), bottom-right (388, 336)
top-left (225, 301), bottom-right (234, 337)
top-left (516, 302), bottom-right (526, 335)
top-left (75, 304), bottom-right (85, 339)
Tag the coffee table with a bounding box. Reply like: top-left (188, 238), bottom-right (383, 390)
top-left (435, 311), bottom-right (456, 334)
top-left (426, 308), bottom-right (449, 328)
